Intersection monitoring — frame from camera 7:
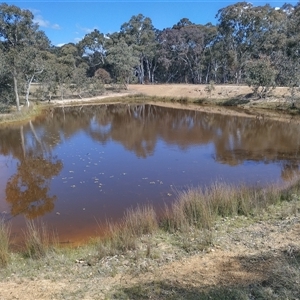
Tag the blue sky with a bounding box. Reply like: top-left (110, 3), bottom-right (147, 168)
top-left (5, 1), bottom-right (299, 46)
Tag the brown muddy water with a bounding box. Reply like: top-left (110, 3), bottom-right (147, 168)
top-left (0, 103), bottom-right (300, 246)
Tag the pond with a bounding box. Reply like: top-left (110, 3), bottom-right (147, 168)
top-left (0, 103), bottom-right (300, 245)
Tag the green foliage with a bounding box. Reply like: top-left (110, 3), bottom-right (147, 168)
top-left (245, 57), bottom-right (277, 98)
top-left (0, 3), bottom-right (50, 110)
top-left (106, 39), bottom-right (139, 89)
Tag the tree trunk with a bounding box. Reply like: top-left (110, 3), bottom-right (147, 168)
top-left (25, 75), bottom-right (35, 107)
top-left (138, 56), bottom-right (145, 84)
top-left (13, 68), bottom-right (20, 111)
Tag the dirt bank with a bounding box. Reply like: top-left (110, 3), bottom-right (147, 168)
top-left (128, 83), bottom-right (289, 100)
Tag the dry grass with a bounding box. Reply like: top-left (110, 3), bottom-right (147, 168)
top-left (0, 219), bottom-right (10, 267)
top-left (97, 205), bottom-right (158, 258)
top-left (94, 181), bottom-right (295, 259)
top-left (0, 103), bottom-right (44, 126)
top-left (23, 220), bottom-right (58, 259)
top-left (162, 182), bottom-right (284, 234)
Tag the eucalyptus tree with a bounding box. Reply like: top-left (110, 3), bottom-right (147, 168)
top-left (0, 47), bottom-right (13, 106)
top-left (106, 38), bottom-right (139, 88)
top-left (0, 3), bottom-right (50, 110)
top-left (216, 2), bottom-right (289, 84)
top-left (216, 2), bottom-right (255, 83)
top-left (120, 14), bottom-right (158, 84)
top-left (157, 19), bottom-right (217, 84)
top-left (78, 29), bottom-right (106, 76)
top-left (245, 56), bottom-right (277, 98)
top-left (283, 3), bottom-right (300, 102)
top-left (53, 44), bottom-right (80, 100)
top-left (18, 32), bottom-right (51, 107)
top-left (34, 51), bottom-right (58, 101)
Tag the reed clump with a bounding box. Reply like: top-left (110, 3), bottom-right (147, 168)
top-left (0, 219), bottom-right (10, 267)
top-left (23, 220), bottom-right (57, 259)
top-left (98, 205), bottom-right (158, 258)
top-left (162, 182), bottom-right (283, 233)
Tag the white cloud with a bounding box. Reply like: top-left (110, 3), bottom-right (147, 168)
top-left (33, 13), bottom-right (61, 30)
top-left (73, 25), bottom-right (98, 44)
top-left (76, 24), bottom-right (98, 34)
top-left (52, 24), bottom-right (61, 30)
top-left (74, 37), bottom-right (82, 43)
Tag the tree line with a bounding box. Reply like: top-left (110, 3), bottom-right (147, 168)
top-left (1, 1), bottom-right (300, 110)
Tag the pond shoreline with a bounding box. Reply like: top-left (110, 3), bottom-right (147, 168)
top-left (0, 84), bottom-right (298, 126)
top-left (0, 181), bottom-right (300, 299)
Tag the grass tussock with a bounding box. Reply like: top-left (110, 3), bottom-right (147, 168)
top-left (23, 220), bottom-right (57, 259)
top-left (98, 205), bottom-right (158, 258)
top-left (0, 219), bottom-right (10, 267)
top-left (96, 181), bottom-right (293, 258)
top-left (162, 182), bottom-right (283, 233)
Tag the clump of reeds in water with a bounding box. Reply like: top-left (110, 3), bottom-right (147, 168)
top-left (0, 219), bottom-right (10, 267)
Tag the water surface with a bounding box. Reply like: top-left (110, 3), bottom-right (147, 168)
top-left (0, 103), bottom-right (299, 245)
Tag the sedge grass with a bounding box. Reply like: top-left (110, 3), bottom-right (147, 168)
top-left (0, 219), bottom-right (10, 267)
top-left (162, 182), bottom-right (285, 234)
top-left (97, 205), bottom-right (158, 258)
top-left (23, 220), bottom-right (58, 259)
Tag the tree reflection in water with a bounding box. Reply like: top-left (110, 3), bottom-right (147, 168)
top-left (43, 104), bottom-right (300, 180)
top-left (3, 121), bottom-right (62, 219)
top-left (6, 155), bottom-right (62, 219)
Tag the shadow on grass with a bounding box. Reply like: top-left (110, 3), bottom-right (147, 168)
top-left (111, 248), bottom-right (300, 300)
top-left (112, 281), bottom-right (249, 300)
top-left (219, 98), bottom-right (250, 106)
